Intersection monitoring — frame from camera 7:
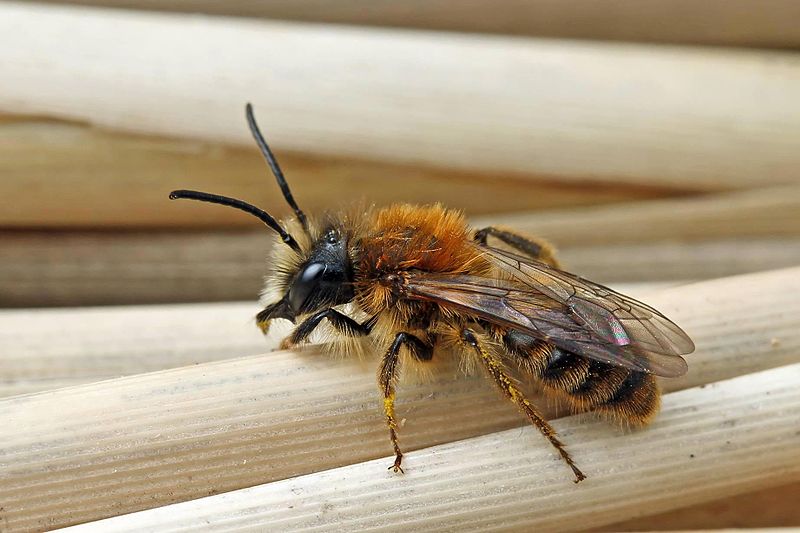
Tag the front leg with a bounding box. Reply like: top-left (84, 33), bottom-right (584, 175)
top-left (474, 225), bottom-right (560, 268)
top-left (282, 309), bottom-right (375, 349)
top-left (379, 332), bottom-right (433, 473)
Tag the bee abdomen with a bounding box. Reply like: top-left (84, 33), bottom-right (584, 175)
top-left (502, 330), bottom-right (660, 424)
top-left (594, 370), bottom-right (660, 425)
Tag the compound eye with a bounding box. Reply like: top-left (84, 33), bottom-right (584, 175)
top-left (288, 262), bottom-right (326, 312)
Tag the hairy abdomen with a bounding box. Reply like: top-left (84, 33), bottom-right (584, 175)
top-left (502, 330), bottom-right (660, 424)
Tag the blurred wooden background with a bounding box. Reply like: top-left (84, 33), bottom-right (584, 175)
top-left (0, 1), bottom-right (798, 531)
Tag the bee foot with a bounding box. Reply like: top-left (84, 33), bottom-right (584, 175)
top-left (388, 454), bottom-right (405, 474)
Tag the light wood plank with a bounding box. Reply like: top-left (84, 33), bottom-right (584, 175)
top-left (0, 284), bottom-right (668, 399)
top-left (3, 2), bottom-right (800, 190)
top-left (2, 229), bottom-right (797, 306)
top-left (0, 302), bottom-right (271, 398)
top-left (1, 267), bottom-right (798, 531)
top-left (0, 118), bottom-right (667, 228)
top-left (603, 481), bottom-right (800, 531)
top-left (3, 185), bottom-right (800, 306)
top-left (476, 185), bottom-right (800, 247)
top-left (21, 0), bottom-right (800, 48)
top-left (58, 363), bottom-right (800, 532)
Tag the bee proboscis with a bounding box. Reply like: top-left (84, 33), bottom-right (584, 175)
top-left (170, 104), bottom-right (695, 483)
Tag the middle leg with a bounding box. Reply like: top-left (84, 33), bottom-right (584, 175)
top-left (379, 331), bottom-right (433, 473)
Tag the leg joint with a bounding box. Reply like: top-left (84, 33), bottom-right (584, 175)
top-left (459, 328), bottom-right (480, 348)
top-left (289, 308), bottom-right (373, 345)
top-left (390, 332), bottom-right (433, 361)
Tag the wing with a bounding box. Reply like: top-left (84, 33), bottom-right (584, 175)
top-left (402, 247), bottom-right (693, 377)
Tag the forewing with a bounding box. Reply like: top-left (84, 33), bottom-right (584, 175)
top-left (403, 250), bottom-right (692, 377)
top-left (484, 247), bottom-right (695, 357)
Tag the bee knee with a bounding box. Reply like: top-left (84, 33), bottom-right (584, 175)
top-left (459, 328), bottom-right (480, 347)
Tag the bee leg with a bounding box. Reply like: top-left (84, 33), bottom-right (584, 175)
top-left (255, 299), bottom-right (294, 335)
top-left (459, 328), bottom-right (586, 483)
top-left (281, 309), bottom-right (376, 349)
top-left (473, 226), bottom-right (560, 267)
top-left (379, 332), bottom-right (433, 474)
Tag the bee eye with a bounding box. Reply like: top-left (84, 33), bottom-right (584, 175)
top-left (289, 262), bottom-right (326, 312)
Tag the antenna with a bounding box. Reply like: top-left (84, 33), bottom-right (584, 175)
top-left (169, 189), bottom-right (301, 252)
top-left (246, 103), bottom-right (308, 231)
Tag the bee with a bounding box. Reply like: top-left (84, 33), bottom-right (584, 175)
top-left (170, 104), bottom-right (695, 483)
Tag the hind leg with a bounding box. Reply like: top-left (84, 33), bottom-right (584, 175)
top-left (457, 327), bottom-right (585, 483)
top-left (378, 331), bottom-right (433, 473)
top-left (474, 226), bottom-right (559, 267)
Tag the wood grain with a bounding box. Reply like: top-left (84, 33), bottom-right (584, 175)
top-left (476, 184), bottom-right (800, 247)
top-left (0, 284), bottom-right (661, 399)
top-left (602, 481), bottom-right (800, 530)
top-left (18, 0), bottom-right (800, 48)
top-left (3, 184), bottom-right (799, 306)
top-left (0, 283), bottom-right (676, 399)
top-left (58, 363), bottom-right (800, 532)
top-left (3, 2), bottom-right (800, 190)
top-left (1, 267), bottom-right (798, 531)
top-left (2, 229), bottom-right (797, 307)
top-left (0, 302), bottom-right (270, 398)
top-left (0, 118), bottom-right (674, 228)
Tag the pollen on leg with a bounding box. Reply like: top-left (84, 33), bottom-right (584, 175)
top-left (457, 326), bottom-right (586, 483)
top-left (384, 393), bottom-right (398, 428)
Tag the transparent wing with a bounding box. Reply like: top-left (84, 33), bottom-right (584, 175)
top-left (402, 247), bottom-right (693, 377)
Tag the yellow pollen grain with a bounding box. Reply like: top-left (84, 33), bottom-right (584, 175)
top-left (383, 394), bottom-right (396, 419)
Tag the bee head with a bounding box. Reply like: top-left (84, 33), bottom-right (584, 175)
top-left (169, 103), bottom-right (354, 329)
top-left (263, 226), bottom-right (355, 324)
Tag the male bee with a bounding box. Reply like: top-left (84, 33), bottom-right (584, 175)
top-left (170, 104), bottom-right (695, 483)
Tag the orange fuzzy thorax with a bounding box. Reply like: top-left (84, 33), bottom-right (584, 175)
top-left (358, 203), bottom-right (486, 277)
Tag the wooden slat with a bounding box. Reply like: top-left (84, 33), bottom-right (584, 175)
top-left (3, 184), bottom-right (800, 306)
top-left (0, 302), bottom-right (271, 398)
top-left (19, 0), bottom-right (800, 49)
top-left (0, 118), bottom-right (670, 228)
top-left (476, 185), bottom-right (800, 247)
top-left (559, 239), bottom-right (800, 282)
top-left (59, 364), bottom-right (800, 532)
top-left (2, 229), bottom-right (797, 307)
top-left (0, 283), bottom-right (665, 399)
top-left (1, 267), bottom-right (798, 531)
top-left (603, 481), bottom-right (800, 531)
top-left (3, 2), bottom-right (800, 190)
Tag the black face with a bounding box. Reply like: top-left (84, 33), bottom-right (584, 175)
top-left (173, 104), bottom-right (354, 327)
top-left (262, 228), bottom-right (355, 323)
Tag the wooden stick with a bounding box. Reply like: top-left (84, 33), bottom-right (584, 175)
top-left (0, 302), bottom-right (272, 398)
top-left (2, 228), bottom-right (797, 306)
top-left (60, 363), bottom-right (800, 532)
top-left (603, 481), bottom-right (800, 531)
top-left (3, 185), bottom-right (799, 306)
top-left (474, 184), bottom-right (800, 246)
top-left (33, 0), bottom-right (800, 48)
top-left (2, 3), bottom-right (800, 190)
top-left (558, 238), bottom-right (800, 283)
top-left (1, 118), bottom-right (660, 228)
top-left (4, 116), bottom-right (797, 229)
top-left (0, 267), bottom-right (798, 531)
top-left (0, 283), bottom-right (663, 399)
